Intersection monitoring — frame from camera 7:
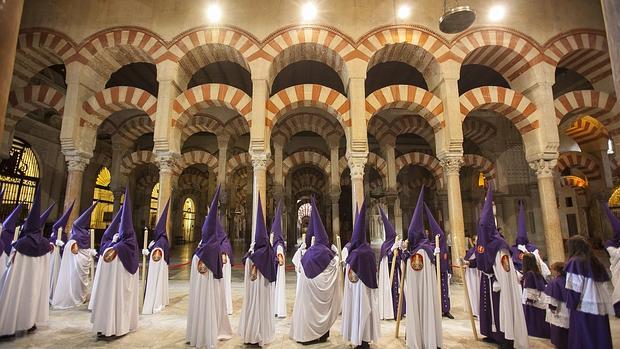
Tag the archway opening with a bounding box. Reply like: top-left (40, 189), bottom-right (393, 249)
top-left (91, 167), bottom-right (113, 229)
top-left (182, 197), bottom-right (196, 242)
top-left (0, 138), bottom-right (40, 216)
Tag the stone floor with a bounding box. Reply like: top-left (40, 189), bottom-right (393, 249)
top-left (1, 244), bottom-right (618, 348)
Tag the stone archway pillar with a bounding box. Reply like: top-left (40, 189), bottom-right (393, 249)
top-left (440, 155), bottom-right (465, 281)
top-left (347, 154), bottom-right (367, 217)
top-left (63, 154), bottom-right (90, 228)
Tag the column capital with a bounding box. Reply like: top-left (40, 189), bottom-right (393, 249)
top-left (528, 159), bottom-right (557, 178)
top-left (347, 153), bottom-right (367, 179)
top-left (156, 152), bottom-right (180, 174)
top-left (439, 155), bottom-right (464, 176)
top-left (65, 153), bottom-right (91, 172)
top-left (250, 151), bottom-right (269, 171)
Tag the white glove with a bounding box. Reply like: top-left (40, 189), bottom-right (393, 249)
top-left (55, 240), bottom-right (65, 247)
top-left (142, 248), bottom-right (150, 256)
top-left (517, 244), bottom-right (528, 253)
top-left (434, 247), bottom-right (441, 255)
top-left (112, 233), bottom-right (120, 243)
top-left (148, 240), bottom-right (155, 248)
top-left (492, 280), bottom-right (501, 292)
top-left (391, 237), bottom-right (401, 252)
top-left (89, 249), bottom-right (97, 257)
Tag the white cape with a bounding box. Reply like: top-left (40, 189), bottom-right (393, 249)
top-left (341, 264), bottom-right (380, 346)
top-left (51, 240), bottom-right (92, 309)
top-left (88, 257), bottom-right (103, 310)
top-left (274, 245), bottom-right (287, 318)
top-left (48, 247), bottom-right (61, 302)
top-left (186, 255), bottom-right (232, 348)
top-left (0, 253), bottom-right (7, 282)
top-left (238, 259), bottom-right (275, 346)
top-left (378, 254), bottom-right (395, 320)
top-left (494, 249), bottom-right (528, 349)
top-left (465, 254), bottom-right (481, 317)
top-left (142, 248), bottom-right (169, 315)
top-left (90, 247), bottom-right (139, 336)
top-left (289, 254), bottom-right (342, 342)
top-left (405, 250), bottom-right (442, 349)
top-left (0, 251), bottom-right (50, 336)
top-left (292, 244), bottom-right (305, 295)
top-left (223, 256), bottom-right (233, 315)
top-left (607, 246), bottom-right (620, 306)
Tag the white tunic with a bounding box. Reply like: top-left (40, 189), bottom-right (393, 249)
top-left (88, 257), bottom-right (103, 310)
top-left (290, 255), bottom-right (342, 342)
top-left (51, 240), bottom-right (92, 309)
top-left (0, 253), bottom-right (7, 281)
top-left (341, 264), bottom-right (380, 346)
top-left (465, 254), bottom-right (481, 317)
top-left (48, 246), bottom-right (61, 302)
top-left (378, 248), bottom-right (395, 320)
top-left (222, 256), bottom-right (233, 315)
top-left (90, 248), bottom-right (139, 337)
top-left (274, 245), bottom-right (287, 318)
top-left (494, 249), bottom-right (528, 349)
top-left (186, 255), bottom-right (232, 349)
top-left (142, 248), bottom-right (169, 315)
top-left (606, 246), bottom-right (620, 307)
top-left (291, 244), bottom-right (305, 295)
top-left (238, 259), bottom-right (276, 346)
top-left (405, 250), bottom-right (442, 349)
top-left (0, 251), bottom-right (50, 336)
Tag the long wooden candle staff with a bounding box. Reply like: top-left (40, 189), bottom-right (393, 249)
top-left (455, 243), bottom-right (479, 340)
top-left (389, 247), bottom-right (399, 288)
top-left (90, 229), bottom-right (95, 280)
top-left (141, 227), bottom-right (148, 307)
top-left (435, 234), bottom-right (442, 320)
top-left (394, 257), bottom-right (407, 338)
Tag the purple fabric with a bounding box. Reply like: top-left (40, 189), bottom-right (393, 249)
top-left (301, 197), bottom-right (335, 279)
top-left (550, 324), bottom-right (569, 349)
top-left (479, 274), bottom-right (505, 342)
top-left (424, 203), bottom-right (449, 271)
top-left (523, 270), bottom-right (546, 291)
top-left (1, 204), bottom-right (22, 256)
top-left (464, 246), bottom-right (476, 260)
top-left (522, 271), bottom-right (550, 338)
top-left (567, 310), bottom-right (612, 349)
top-left (511, 201), bottom-right (537, 268)
top-left (50, 201), bottom-right (73, 244)
top-left (346, 200), bottom-right (378, 289)
top-left (565, 256), bottom-right (610, 283)
top-left (195, 186), bottom-right (223, 279)
top-left (440, 271), bottom-right (450, 314)
top-left (40, 202), bottom-right (55, 226)
top-left (70, 201), bottom-right (97, 249)
top-left (216, 216), bottom-right (233, 264)
top-left (389, 248), bottom-right (406, 317)
top-left (404, 186), bottom-right (435, 260)
top-left (476, 184), bottom-right (510, 274)
top-left (14, 187), bottom-right (50, 257)
top-left (379, 207), bottom-right (396, 261)
top-left (544, 274), bottom-right (567, 305)
top-left (603, 202), bottom-right (620, 249)
top-left (151, 199), bottom-right (170, 264)
top-left (249, 194), bottom-right (277, 283)
top-left (100, 207), bottom-right (121, 254)
top-left (270, 200), bottom-right (285, 252)
top-left (108, 188), bottom-right (138, 274)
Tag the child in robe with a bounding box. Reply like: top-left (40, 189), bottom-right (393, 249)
top-left (521, 253), bottom-right (550, 338)
top-left (544, 262), bottom-right (569, 349)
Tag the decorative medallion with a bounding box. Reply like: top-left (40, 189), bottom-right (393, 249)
top-left (152, 248), bottom-right (162, 262)
top-left (71, 243), bottom-right (79, 255)
top-left (221, 253), bottom-right (228, 265)
top-left (501, 254), bottom-right (511, 272)
top-left (250, 264), bottom-right (258, 281)
top-left (103, 248), bottom-right (117, 262)
top-left (348, 268), bottom-right (359, 283)
top-left (197, 260), bottom-right (209, 275)
top-left (477, 245), bottom-right (485, 254)
top-left (411, 253), bottom-right (424, 271)
top-left (277, 253), bottom-right (285, 266)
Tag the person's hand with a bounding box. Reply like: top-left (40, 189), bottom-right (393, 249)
top-left (89, 249), bottom-right (98, 257)
top-left (434, 247), bottom-right (441, 255)
top-left (56, 240), bottom-right (65, 247)
top-left (492, 281), bottom-right (501, 292)
top-left (142, 248), bottom-right (150, 256)
top-left (148, 240), bottom-right (155, 248)
top-left (112, 233), bottom-right (120, 243)
top-left (517, 244), bottom-right (528, 253)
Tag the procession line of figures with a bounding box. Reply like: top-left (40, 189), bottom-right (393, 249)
top-left (0, 182), bottom-right (619, 349)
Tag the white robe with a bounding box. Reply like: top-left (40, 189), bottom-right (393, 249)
top-left (186, 255), bottom-right (232, 349)
top-left (90, 247), bottom-right (139, 337)
top-left (378, 245), bottom-right (396, 320)
top-left (0, 253), bottom-right (7, 281)
top-left (465, 254), bottom-right (481, 317)
top-left (274, 245), bottom-right (287, 318)
top-left (222, 256), bottom-right (232, 315)
top-left (238, 259), bottom-right (275, 346)
top-left (48, 246), bottom-right (61, 302)
top-left (606, 246), bottom-right (620, 307)
top-left (51, 240), bottom-right (92, 309)
top-left (292, 244), bottom-right (305, 295)
top-left (88, 257), bottom-right (103, 311)
top-left (142, 248), bottom-right (169, 315)
top-left (341, 264), bottom-right (380, 346)
top-left (290, 255), bottom-right (342, 342)
top-left (405, 250), bottom-right (442, 349)
top-left (0, 251), bottom-right (50, 336)
top-left (494, 249), bottom-right (528, 349)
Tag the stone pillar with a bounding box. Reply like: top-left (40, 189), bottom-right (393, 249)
top-left (0, 0), bottom-right (24, 147)
top-left (529, 159), bottom-right (566, 263)
top-left (157, 153), bottom-right (178, 239)
top-left (250, 152), bottom-right (268, 240)
top-left (440, 155), bottom-right (465, 281)
top-left (112, 189), bottom-right (124, 214)
top-left (395, 197), bottom-right (403, 237)
top-left (601, 0), bottom-right (620, 97)
top-left (501, 196), bottom-right (516, 242)
top-left (217, 135), bottom-right (229, 191)
top-left (64, 155), bottom-right (90, 228)
top-left (331, 192), bottom-right (341, 239)
top-left (347, 154), bottom-right (367, 216)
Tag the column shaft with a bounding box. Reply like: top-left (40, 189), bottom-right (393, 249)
top-left (0, 0), bottom-right (24, 147)
top-left (441, 156), bottom-right (465, 281)
top-left (64, 157), bottom-right (88, 228)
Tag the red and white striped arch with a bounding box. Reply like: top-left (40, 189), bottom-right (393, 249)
top-left (556, 151), bottom-right (601, 181)
top-left (462, 118), bottom-right (497, 145)
top-left (226, 152), bottom-right (252, 175)
top-left (261, 26), bottom-right (358, 62)
top-left (564, 117), bottom-right (609, 146)
top-left (120, 150), bottom-right (156, 175)
top-left (365, 85), bottom-right (444, 131)
top-left (117, 115), bottom-right (155, 144)
top-left (178, 150), bottom-right (219, 173)
top-left (462, 154), bottom-right (497, 182)
top-left (369, 114), bottom-right (434, 145)
top-left (358, 27), bottom-right (451, 64)
top-left (266, 84), bottom-right (350, 129)
top-left (173, 83), bottom-right (252, 129)
top-left (292, 170), bottom-right (327, 196)
top-left (8, 85), bottom-right (65, 118)
top-left (272, 113), bottom-right (343, 143)
top-left (181, 114), bottom-right (225, 143)
top-left (178, 173), bottom-right (210, 191)
top-left (460, 86), bottom-right (538, 135)
top-left (282, 151), bottom-right (331, 177)
top-left (82, 86), bottom-right (157, 127)
top-left (554, 90), bottom-right (617, 124)
top-left (394, 152), bottom-right (443, 187)
top-left (560, 175), bottom-right (588, 190)
top-left (367, 152), bottom-right (388, 188)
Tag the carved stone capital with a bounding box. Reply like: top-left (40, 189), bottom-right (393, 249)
top-left (528, 159), bottom-right (557, 178)
top-left (65, 154), bottom-right (90, 172)
top-left (439, 156), bottom-right (464, 176)
top-left (250, 152), bottom-right (269, 171)
top-left (347, 154), bottom-right (367, 179)
top-left (156, 152), bottom-right (180, 174)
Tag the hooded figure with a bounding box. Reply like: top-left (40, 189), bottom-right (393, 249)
top-left (141, 199), bottom-right (170, 315)
top-left (290, 197), bottom-right (342, 344)
top-left (603, 203), bottom-right (620, 316)
top-left (49, 201), bottom-right (73, 302)
top-left (216, 190), bottom-right (234, 316)
top-left (270, 200), bottom-right (287, 318)
top-left (476, 184), bottom-right (528, 348)
top-left (292, 198), bottom-right (314, 295)
top-left (238, 194), bottom-right (277, 346)
top-left (424, 203), bottom-right (453, 318)
top-left (0, 187), bottom-right (50, 336)
top-left (378, 207), bottom-right (404, 320)
top-left (342, 200), bottom-right (380, 349)
top-left (90, 188), bottom-right (139, 338)
top-left (402, 186), bottom-right (442, 349)
top-left (463, 238), bottom-right (481, 318)
top-left (52, 201), bottom-right (97, 309)
top-left (0, 202), bottom-right (22, 278)
top-left (510, 201), bottom-right (550, 278)
top-left (186, 187), bottom-right (232, 348)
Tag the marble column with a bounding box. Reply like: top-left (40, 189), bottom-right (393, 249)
top-left (348, 154), bottom-right (367, 217)
top-left (331, 191), bottom-right (341, 240)
top-left (501, 197), bottom-right (516, 243)
top-left (157, 154), bottom-right (178, 239)
top-left (0, 0), bottom-right (24, 147)
top-left (440, 155), bottom-right (465, 281)
top-left (64, 155), bottom-right (90, 228)
top-left (250, 152), bottom-right (268, 240)
top-left (217, 135), bottom-right (229, 190)
top-left (601, 0), bottom-right (620, 97)
top-left (529, 159), bottom-right (566, 263)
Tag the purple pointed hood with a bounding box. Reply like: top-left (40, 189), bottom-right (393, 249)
top-left (271, 200), bottom-right (285, 252)
top-left (216, 213), bottom-right (233, 263)
top-left (40, 202), bottom-right (55, 226)
top-left (406, 186), bottom-right (434, 259)
top-left (195, 186), bottom-right (223, 279)
top-left (301, 197), bottom-right (335, 278)
top-left (424, 203), bottom-right (449, 271)
top-left (515, 201), bottom-right (536, 250)
top-left (249, 194), bottom-right (277, 282)
top-left (151, 199), bottom-right (170, 264)
top-left (70, 201), bottom-right (97, 249)
top-left (14, 187), bottom-right (50, 257)
top-left (100, 207), bottom-right (122, 254)
top-left (109, 187), bottom-right (139, 274)
top-left (475, 183), bottom-right (509, 273)
top-left (50, 201), bottom-right (73, 243)
top-left (304, 199), bottom-right (315, 247)
top-left (346, 199), bottom-right (378, 289)
top-left (604, 202), bottom-right (620, 249)
top-left (379, 207), bottom-right (396, 261)
top-left (1, 204), bottom-right (23, 256)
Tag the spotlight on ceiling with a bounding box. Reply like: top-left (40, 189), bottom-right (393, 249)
top-left (301, 2), bottom-right (318, 21)
top-left (488, 4), bottom-right (506, 22)
top-left (397, 5), bottom-right (411, 19)
top-left (439, 5), bottom-right (476, 34)
top-left (206, 3), bottom-right (222, 23)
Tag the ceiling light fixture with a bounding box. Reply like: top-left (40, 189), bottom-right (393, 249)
top-left (397, 5), bottom-right (411, 19)
top-left (488, 4), bottom-right (506, 22)
top-left (301, 2), bottom-right (318, 21)
top-left (439, 0), bottom-right (476, 34)
top-left (206, 3), bottom-right (222, 23)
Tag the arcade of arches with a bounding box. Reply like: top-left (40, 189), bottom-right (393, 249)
top-left (2, 0), bottom-right (620, 270)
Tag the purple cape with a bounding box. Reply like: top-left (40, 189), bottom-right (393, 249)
top-left (100, 207), bottom-right (122, 254)
top-left (50, 201), bottom-right (73, 244)
top-left (216, 216), bottom-right (233, 263)
top-left (271, 200), bottom-right (285, 252)
top-left (70, 201), bottom-right (97, 249)
top-left (301, 197), bottom-right (335, 279)
top-left (603, 202), bottom-right (620, 249)
top-left (379, 207), bottom-right (396, 261)
top-left (1, 204), bottom-right (23, 256)
top-left (108, 188), bottom-right (139, 274)
top-left (405, 186), bottom-right (435, 259)
top-left (151, 199), bottom-right (170, 264)
top-left (475, 184), bottom-right (509, 274)
top-left (346, 199), bottom-right (378, 289)
top-left (195, 186), bottom-right (223, 279)
top-left (14, 187), bottom-right (50, 257)
top-left (249, 194), bottom-right (277, 282)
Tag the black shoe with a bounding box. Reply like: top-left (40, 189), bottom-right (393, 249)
top-left (244, 343), bottom-right (261, 347)
top-left (318, 331), bottom-right (330, 342)
top-left (0, 333), bottom-right (16, 341)
top-left (355, 341), bottom-right (370, 349)
top-left (442, 312), bottom-right (454, 319)
top-left (482, 337), bottom-right (496, 344)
